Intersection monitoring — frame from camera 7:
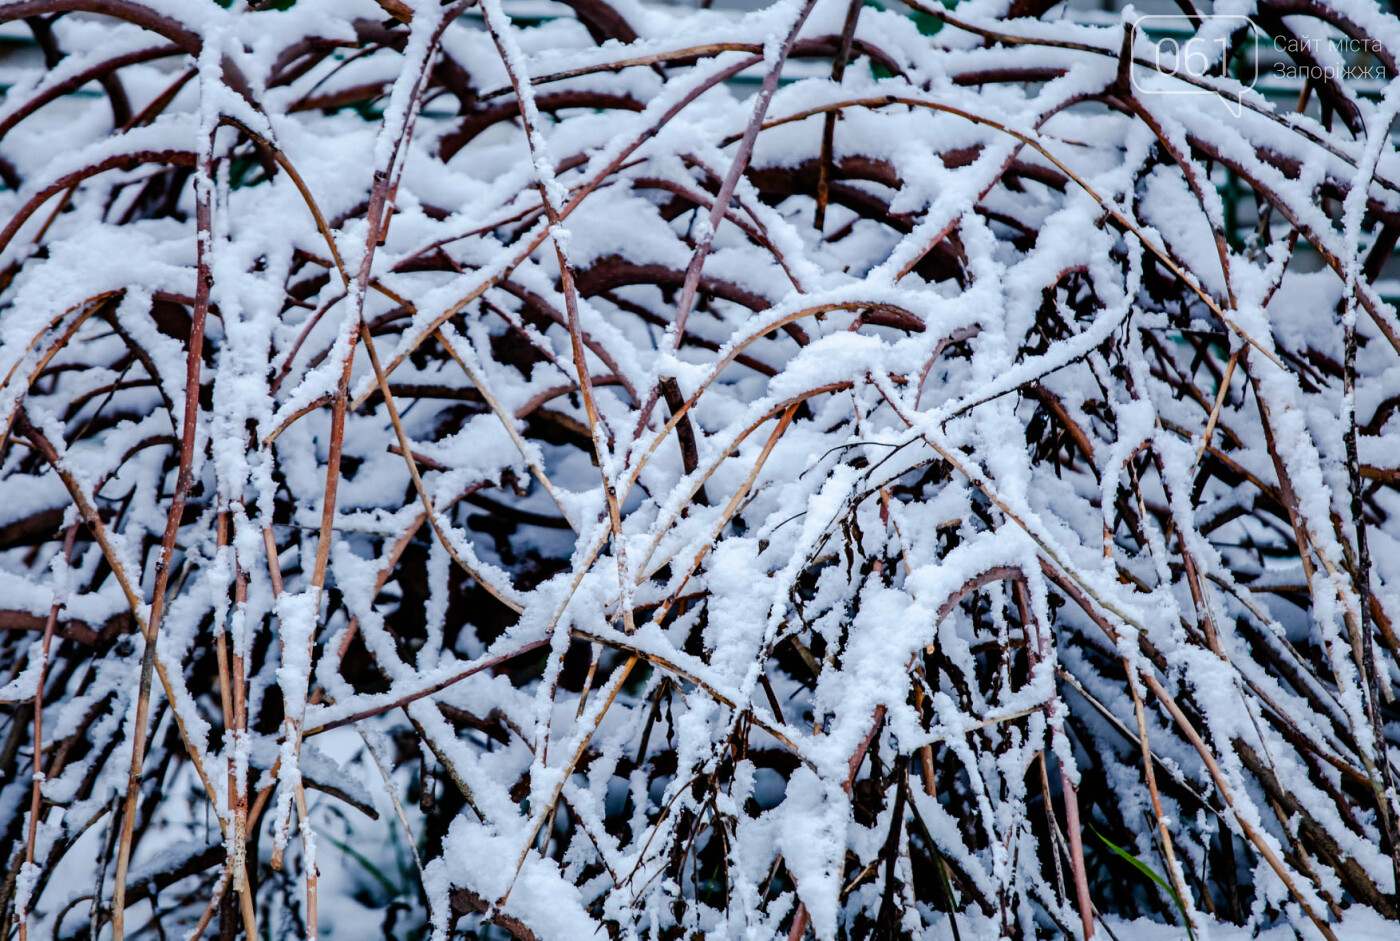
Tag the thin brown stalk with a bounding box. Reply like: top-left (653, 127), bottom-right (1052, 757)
top-left (111, 134), bottom-right (214, 941)
top-left (644, 403), bottom-right (798, 628)
top-left (479, 0), bottom-right (637, 633)
top-left (358, 322), bottom-right (524, 612)
top-left (815, 0), bottom-right (863, 233)
top-left (1189, 350), bottom-right (1239, 477)
top-left (1123, 659), bottom-right (1195, 933)
top-left (632, 0), bottom-right (818, 443)
top-left (186, 865), bottom-right (230, 941)
top-left (501, 654), bottom-right (640, 905)
top-left (1016, 582), bottom-right (1093, 939)
top-left (14, 525), bottom-right (75, 941)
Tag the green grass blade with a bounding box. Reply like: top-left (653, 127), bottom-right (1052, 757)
top-left (1091, 826), bottom-right (1195, 941)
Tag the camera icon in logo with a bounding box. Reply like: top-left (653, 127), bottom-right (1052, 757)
top-left (1128, 15), bottom-right (1265, 117)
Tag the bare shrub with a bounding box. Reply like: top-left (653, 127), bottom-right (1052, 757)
top-left (2, 0), bottom-right (1400, 938)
